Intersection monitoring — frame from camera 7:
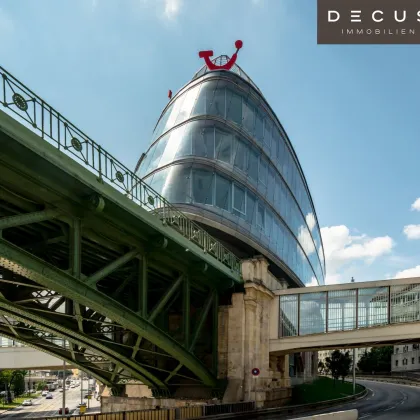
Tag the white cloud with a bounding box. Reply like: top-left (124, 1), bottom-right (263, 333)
top-left (163, 0), bottom-right (182, 19)
top-left (411, 198), bottom-right (420, 212)
top-left (395, 265), bottom-right (420, 279)
top-left (306, 212), bottom-right (316, 232)
top-left (321, 225), bottom-right (393, 285)
top-left (130, 0), bottom-right (182, 20)
top-left (403, 224), bottom-right (420, 240)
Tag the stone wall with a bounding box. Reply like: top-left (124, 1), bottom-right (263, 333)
top-left (101, 396), bottom-right (205, 413)
top-left (219, 256), bottom-right (292, 408)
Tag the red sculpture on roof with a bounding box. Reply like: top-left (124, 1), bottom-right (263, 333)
top-left (199, 40), bottom-right (243, 71)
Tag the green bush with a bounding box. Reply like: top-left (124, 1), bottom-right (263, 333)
top-left (292, 377), bottom-right (363, 405)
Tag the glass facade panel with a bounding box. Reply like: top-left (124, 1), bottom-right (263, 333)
top-left (215, 129), bottom-right (232, 164)
top-left (215, 174), bottom-right (231, 211)
top-left (233, 183), bottom-right (246, 215)
top-left (279, 295), bottom-right (298, 337)
top-left (391, 284), bottom-right (420, 323)
top-left (299, 293), bottom-right (326, 335)
top-left (195, 126), bottom-right (215, 158)
top-left (327, 290), bottom-right (357, 331)
top-left (358, 287), bottom-right (388, 328)
top-left (192, 169), bottom-right (214, 205)
top-left (140, 70), bottom-right (326, 286)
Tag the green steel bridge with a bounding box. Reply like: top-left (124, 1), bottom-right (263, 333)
top-left (0, 66), bottom-right (243, 397)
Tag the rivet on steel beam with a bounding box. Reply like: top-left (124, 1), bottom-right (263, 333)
top-left (86, 194), bottom-right (105, 213)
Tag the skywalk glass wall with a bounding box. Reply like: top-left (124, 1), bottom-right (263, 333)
top-left (137, 68), bottom-right (325, 287)
top-left (279, 283), bottom-right (420, 337)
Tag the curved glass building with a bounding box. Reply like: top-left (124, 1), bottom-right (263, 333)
top-left (136, 56), bottom-right (325, 288)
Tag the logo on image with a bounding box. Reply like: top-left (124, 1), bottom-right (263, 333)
top-left (317, 0), bottom-right (420, 44)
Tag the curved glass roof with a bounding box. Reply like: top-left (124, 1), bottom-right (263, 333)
top-left (192, 55), bottom-right (262, 94)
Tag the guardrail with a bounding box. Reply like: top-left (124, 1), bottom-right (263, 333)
top-left (0, 66), bottom-right (242, 277)
top-left (357, 375), bottom-right (420, 387)
top-left (15, 386), bottom-right (368, 420)
top-left (29, 401), bottom-right (255, 420)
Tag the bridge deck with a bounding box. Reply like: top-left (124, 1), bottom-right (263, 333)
top-left (0, 65), bottom-right (241, 395)
top-left (270, 277), bottom-right (420, 353)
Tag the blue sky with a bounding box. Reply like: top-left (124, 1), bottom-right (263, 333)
top-left (1, 0), bottom-right (420, 285)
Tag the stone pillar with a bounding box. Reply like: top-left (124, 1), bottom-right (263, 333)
top-left (221, 256), bottom-right (291, 408)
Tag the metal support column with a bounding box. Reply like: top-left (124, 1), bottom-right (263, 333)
top-left (325, 292), bottom-right (329, 333)
top-left (62, 352), bottom-right (66, 415)
top-left (141, 255), bottom-right (148, 318)
top-left (355, 289), bottom-right (359, 329)
top-left (212, 290), bottom-right (219, 375)
top-left (183, 275), bottom-right (190, 349)
top-left (149, 275), bottom-right (183, 323)
top-left (352, 348), bottom-right (356, 394)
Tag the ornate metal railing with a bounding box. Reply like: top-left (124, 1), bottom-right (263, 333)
top-left (0, 66), bottom-right (241, 277)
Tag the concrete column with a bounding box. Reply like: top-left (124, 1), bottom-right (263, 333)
top-left (221, 256), bottom-right (291, 407)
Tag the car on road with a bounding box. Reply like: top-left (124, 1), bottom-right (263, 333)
top-left (59, 407), bottom-right (69, 414)
top-left (58, 388), bottom-right (63, 392)
top-left (41, 391), bottom-right (48, 397)
top-left (46, 393), bottom-right (53, 399)
top-left (22, 399), bottom-right (32, 406)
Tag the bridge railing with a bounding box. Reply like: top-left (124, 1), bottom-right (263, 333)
top-left (278, 281), bottom-right (420, 337)
top-left (0, 66), bottom-right (241, 277)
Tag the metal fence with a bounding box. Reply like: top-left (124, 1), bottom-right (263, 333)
top-left (0, 66), bottom-right (241, 277)
top-left (33, 401), bottom-right (255, 420)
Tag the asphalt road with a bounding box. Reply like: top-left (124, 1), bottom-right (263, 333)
top-left (0, 380), bottom-right (100, 418)
top-left (262, 380), bottom-right (420, 419)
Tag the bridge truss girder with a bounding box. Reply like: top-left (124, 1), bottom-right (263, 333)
top-left (0, 196), bottom-right (222, 396)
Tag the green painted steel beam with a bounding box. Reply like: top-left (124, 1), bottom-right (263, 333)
top-left (0, 208), bottom-right (62, 230)
top-left (0, 327), bottom-right (113, 386)
top-left (85, 249), bottom-right (140, 287)
top-left (0, 110), bottom-right (241, 284)
top-left (212, 291), bottom-right (219, 375)
top-left (0, 297), bottom-right (166, 388)
top-left (165, 291), bottom-right (215, 383)
top-left (148, 275), bottom-right (183, 323)
top-left (0, 238), bottom-right (217, 387)
top-left (141, 255), bottom-right (148, 317)
top-left (190, 291), bottom-right (214, 351)
top-left (184, 275), bottom-right (190, 349)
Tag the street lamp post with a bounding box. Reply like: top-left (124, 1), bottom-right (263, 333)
top-left (353, 348), bottom-right (356, 394)
top-left (62, 342), bottom-right (66, 415)
top-left (80, 370), bottom-right (83, 405)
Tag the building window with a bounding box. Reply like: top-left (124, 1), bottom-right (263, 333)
top-left (257, 203), bottom-right (265, 230)
top-left (215, 175), bottom-right (231, 211)
top-left (395, 360), bottom-right (398, 366)
top-left (195, 127), bottom-right (215, 159)
top-left (232, 184), bottom-right (246, 215)
top-left (215, 129), bottom-right (232, 164)
top-left (192, 170), bottom-right (214, 205)
top-left (412, 358), bottom-right (415, 364)
top-left (396, 347), bottom-right (399, 353)
top-left (259, 158), bottom-right (268, 186)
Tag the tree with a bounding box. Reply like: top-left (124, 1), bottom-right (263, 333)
top-left (0, 370), bottom-right (27, 402)
top-left (0, 370), bottom-right (13, 403)
top-left (325, 350), bottom-right (352, 384)
top-left (36, 381), bottom-right (47, 391)
top-left (12, 371), bottom-right (26, 397)
top-left (318, 361), bottom-right (325, 374)
top-left (357, 346), bottom-right (393, 374)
